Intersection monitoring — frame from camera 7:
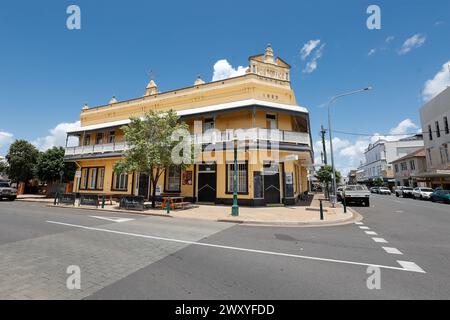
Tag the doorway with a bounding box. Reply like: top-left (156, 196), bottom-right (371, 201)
top-left (197, 163), bottom-right (216, 203)
top-left (138, 173), bottom-right (150, 199)
top-left (263, 162), bottom-right (280, 204)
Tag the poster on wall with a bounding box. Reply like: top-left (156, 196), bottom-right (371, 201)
top-left (182, 171), bottom-right (193, 185)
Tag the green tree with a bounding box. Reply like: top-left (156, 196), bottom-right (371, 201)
top-left (35, 147), bottom-right (76, 183)
top-left (0, 160), bottom-right (8, 177)
top-left (373, 177), bottom-right (384, 187)
top-left (315, 165), bottom-right (342, 185)
top-left (114, 110), bottom-right (190, 208)
top-left (5, 140), bottom-right (39, 184)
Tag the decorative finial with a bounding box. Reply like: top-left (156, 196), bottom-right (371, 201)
top-left (109, 96), bottom-right (118, 104)
top-left (82, 103), bottom-right (89, 111)
top-left (194, 74), bottom-right (205, 86)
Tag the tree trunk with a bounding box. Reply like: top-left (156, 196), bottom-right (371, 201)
top-left (151, 179), bottom-right (157, 208)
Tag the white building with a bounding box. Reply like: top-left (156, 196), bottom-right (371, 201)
top-left (358, 134), bottom-right (424, 185)
top-left (418, 87), bottom-right (450, 189)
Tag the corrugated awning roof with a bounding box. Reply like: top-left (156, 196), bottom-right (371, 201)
top-left (67, 99), bottom-right (309, 134)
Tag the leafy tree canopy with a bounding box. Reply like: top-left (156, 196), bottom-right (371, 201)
top-left (35, 146), bottom-right (76, 183)
top-left (114, 109), bottom-right (190, 207)
top-left (5, 140), bottom-right (39, 183)
top-left (315, 165), bottom-right (342, 185)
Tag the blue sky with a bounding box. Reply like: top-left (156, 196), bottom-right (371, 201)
top-left (0, 0), bottom-right (449, 173)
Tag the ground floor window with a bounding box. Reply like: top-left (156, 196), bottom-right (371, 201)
top-left (80, 167), bottom-right (105, 190)
top-left (165, 166), bottom-right (181, 192)
top-left (112, 172), bottom-right (128, 191)
top-left (227, 162), bottom-right (248, 194)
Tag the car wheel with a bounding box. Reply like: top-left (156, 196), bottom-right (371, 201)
top-left (8, 196), bottom-right (16, 201)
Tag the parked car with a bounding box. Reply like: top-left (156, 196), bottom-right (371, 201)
top-left (412, 187), bottom-right (434, 200)
top-left (430, 189), bottom-right (450, 204)
top-left (370, 187), bottom-right (379, 194)
top-left (0, 181), bottom-right (18, 201)
top-left (342, 185), bottom-right (371, 206)
top-left (378, 187), bottom-right (391, 195)
top-left (395, 186), bottom-right (414, 198)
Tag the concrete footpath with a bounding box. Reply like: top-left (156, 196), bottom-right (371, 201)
top-left (17, 194), bottom-right (358, 227)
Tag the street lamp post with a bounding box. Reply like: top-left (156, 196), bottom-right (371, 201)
top-left (231, 136), bottom-right (239, 216)
top-left (327, 86), bottom-right (372, 207)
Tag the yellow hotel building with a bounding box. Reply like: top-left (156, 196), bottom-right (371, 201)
top-left (64, 46), bottom-right (313, 206)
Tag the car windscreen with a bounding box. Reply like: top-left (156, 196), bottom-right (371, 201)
top-left (421, 188), bottom-right (433, 192)
top-left (0, 182), bottom-right (10, 187)
top-left (403, 188), bottom-right (413, 190)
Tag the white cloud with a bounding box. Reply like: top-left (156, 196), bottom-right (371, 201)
top-left (0, 131), bottom-right (14, 155)
top-left (368, 48), bottom-right (376, 56)
top-left (32, 121), bottom-right (80, 151)
top-left (303, 44), bottom-right (325, 74)
top-left (398, 33), bottom-right (426, 55)
top-left (385, 36), bottom-right (395, 43)
top-left (211, 59), bottom-right (248, 81)
top-left (313, 119), bottom-right (420, 176)
top-left (300, 39), bottom-right (321, 60)
top-left (422, 60), bottom-right (450, 101)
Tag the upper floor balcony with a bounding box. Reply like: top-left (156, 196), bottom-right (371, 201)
top-left (64, 128), bottom-right (311, 159)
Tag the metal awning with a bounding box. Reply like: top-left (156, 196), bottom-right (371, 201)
top-left (67, 99), bottom-right (309, 135)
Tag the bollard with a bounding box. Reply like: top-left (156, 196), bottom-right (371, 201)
top-left (343, 196), bottom-right (347, 214)
top-left (319, 199), bottom-right (324, 220)
top-left (54, 192), bottom-right (59, 206)
top-left (166, 197), bottom-right (171, 214)
top-left (101, 195), bottom-right (105, 209)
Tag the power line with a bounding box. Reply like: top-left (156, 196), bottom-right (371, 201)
top-left (332, 128), bottom-right (449, 137)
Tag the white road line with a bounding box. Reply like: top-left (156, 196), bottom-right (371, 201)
top-left (46, 220), bottom-right (425, 273)
top-left (397, 261), bottom-right (426, 273)
top-left (382, 247), bottom-right (403, 255)
top-left (359, 226), bottom-right (370, 230)
top-left (372, 237), bottom-right (388, 243)
top-left (89, 216), bottom-right (135, 223)
top-left (355, 222), bottom-right (364, 225)
top-left (365, 231), bottom-right (378, 235)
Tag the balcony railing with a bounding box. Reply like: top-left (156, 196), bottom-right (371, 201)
top-left (193, 129), bottom-right (310, 145)
top-left (64, 141), bottom-right (128, 157)
top-left (64, 129), bottom-right (310, 157)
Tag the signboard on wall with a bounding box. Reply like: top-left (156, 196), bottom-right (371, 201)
top-left (155, 185), bottom-right (161, 196)
top-left (182, 171), bottom-right (193, 185)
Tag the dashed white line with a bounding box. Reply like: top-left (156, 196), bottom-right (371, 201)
top-left (355, 222), bottom-right (364, 225)
top-left (365, 231), bottom-right (378, 235)
top-left (382, 247), bottom-right (403, 255)
top-left (46, 220), bottom-right (425, 273)
top-left (397, 261), bottom-right (426, 273)
top-left (372, 237), bottom-right (388, 243)
top-left (359, 226), bottom-right (370, 230)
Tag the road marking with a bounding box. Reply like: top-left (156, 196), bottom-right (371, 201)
top-left (46, 220), bottom-right (425, 273)
top-left (372, 237), bottom-right (388, 243)
top-left (355, 222), bottom-right (364, 225)
top-left (89, 216), bottom-right (135, 223)
top-left (394, 210), bottom-right (404, 214)
top-left (397, 261), bottom-right (425, 273)
top-left (365, 231), bottom-right (378, 235)
top-left (359, 226), bottom-right (370, 230)
top-left (382, 247), bottom-right (403, 255)
top-left (394, 200), bottom-right (404, 204)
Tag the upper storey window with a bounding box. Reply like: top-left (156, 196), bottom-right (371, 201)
top-left (266, 114), bottom-right (277, 129)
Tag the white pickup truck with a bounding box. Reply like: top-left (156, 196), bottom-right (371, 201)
top-left (0, 181), bottom-right (17, 201)
top-left (342, 185), bottom-right (370, 207)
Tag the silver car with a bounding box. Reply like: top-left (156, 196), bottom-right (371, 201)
top-left (0, 181), bottom-right (18, 201)
top-left (412, 187), bottom-right (434, 200)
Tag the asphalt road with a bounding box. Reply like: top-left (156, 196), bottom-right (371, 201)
top-left (0, 196), bottom-right (449, 299)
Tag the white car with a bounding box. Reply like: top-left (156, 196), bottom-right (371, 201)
top-left (378, 187), bottom-right (391, 195)
top-left (412, 187), bottom-right (434, 200)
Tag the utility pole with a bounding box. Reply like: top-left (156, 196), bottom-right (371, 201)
top-left (320, 125), bottom-right (328, 165)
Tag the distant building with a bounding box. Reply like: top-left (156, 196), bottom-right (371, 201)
top-left (358, 134), bottom-right (424, 186)
top-left (347, 170), bottom-right (357, 185)
top-left (418, 87), bottom-right (450, 189)
top-left (391, 148), bottom-right (427, 187)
